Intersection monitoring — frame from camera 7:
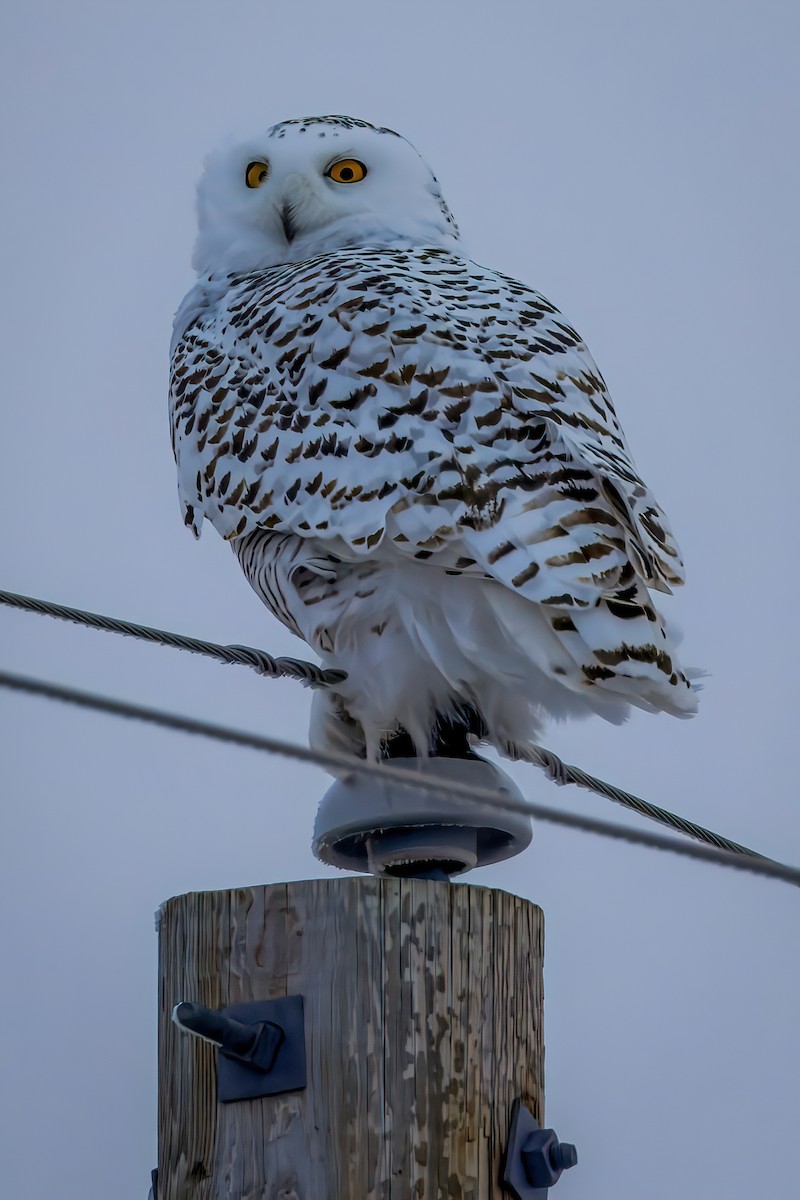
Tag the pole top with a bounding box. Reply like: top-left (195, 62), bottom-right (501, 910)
top-left (312, 756), bottom-right (532, 879)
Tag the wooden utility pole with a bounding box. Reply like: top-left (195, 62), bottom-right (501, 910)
top-left (157, 877), bottom-right (544, 1199)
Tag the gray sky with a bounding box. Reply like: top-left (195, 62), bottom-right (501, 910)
top-left (1, 1), bottom-right (798, 1196)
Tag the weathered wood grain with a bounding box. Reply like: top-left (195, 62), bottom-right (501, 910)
top-left (158, 878), bottom-right (544, 1200)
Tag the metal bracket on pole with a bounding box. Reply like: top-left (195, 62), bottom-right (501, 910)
top-left (502, 1098), bottom-right (578, 1198)
top-left (172, 996), bottom-right (306, 1102)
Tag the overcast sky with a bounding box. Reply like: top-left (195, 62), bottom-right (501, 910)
top-left (1, 2), bottom-right (798, 1197)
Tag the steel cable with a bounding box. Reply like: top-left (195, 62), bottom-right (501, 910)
top-left (1, 667), bottom-right (797, 888)
top-left (0, 588), bottom-right (345, 688)
top-left (0, 586), bottom-right (773, 866)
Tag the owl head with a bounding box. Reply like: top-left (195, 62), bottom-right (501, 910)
top-left (192, 115), bottom-right (461, 275)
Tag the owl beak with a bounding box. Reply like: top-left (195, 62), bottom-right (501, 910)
top-left (279, 201), bottom-right (297, 244)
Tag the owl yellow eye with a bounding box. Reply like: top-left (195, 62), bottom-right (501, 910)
top-left (245, 161), bottom-right (270, 188)
top-left (326, 158), bottom-right (367, 184)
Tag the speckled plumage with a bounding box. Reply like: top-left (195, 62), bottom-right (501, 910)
top-left (170, 116), bottom-right (697, 760)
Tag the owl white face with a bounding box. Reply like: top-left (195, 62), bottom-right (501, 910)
top-left (192, 115), bottom-right (461, 275)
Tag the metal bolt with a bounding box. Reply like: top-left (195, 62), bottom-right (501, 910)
top-left (522, 1128), bottom-right (578, 1188)
top-left (173, 1000), bottom-right (285, 1074)
top-left (503, 1099), bottom-right (579, 1199)
top-left (173, 1001), bottom-right (258, 1057)
top-left (551, 1141), bottom-right (578, 1171)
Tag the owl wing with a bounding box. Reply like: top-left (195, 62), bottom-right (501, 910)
top-left (170, 248), bottom-right (684, 613)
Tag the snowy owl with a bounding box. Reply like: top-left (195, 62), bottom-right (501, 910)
top-left (170, 114), bottom-right (697, 763)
